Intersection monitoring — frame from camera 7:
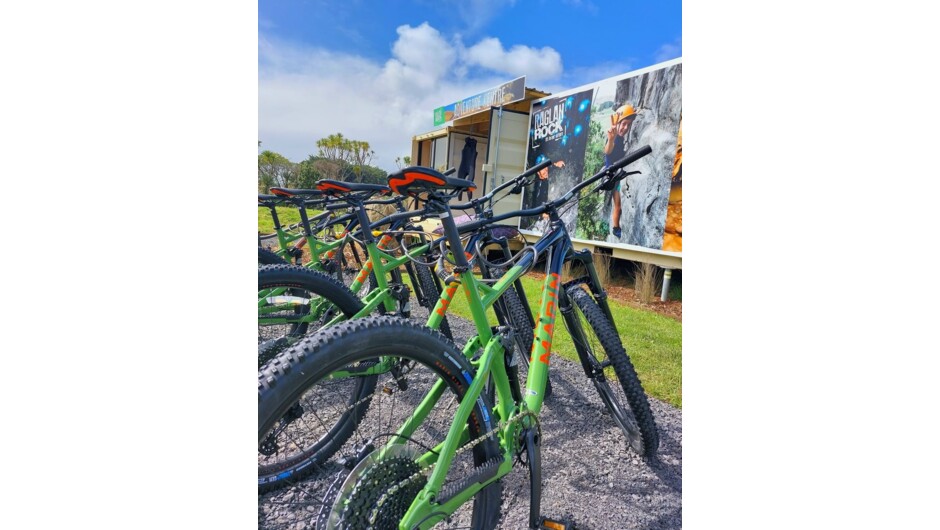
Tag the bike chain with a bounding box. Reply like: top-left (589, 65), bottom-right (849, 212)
top-left (366, 409), bottom-right (542, 528)
top-left (265, 371), bottom-right (544, 529)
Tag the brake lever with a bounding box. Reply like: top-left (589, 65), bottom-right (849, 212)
top-left (598, 170), bottom-right (640, 191)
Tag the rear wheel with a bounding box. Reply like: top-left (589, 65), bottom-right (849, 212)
top-left (258, 316), bottom-right (502, 529)
top-left (258, 247), bottom-right (287, 266)
top-left (412, 261), bottom-right (453, 340)
top-left (258, 264), bottom-right (364, 368)
top-left (257, 265), bottom-right (374, 494)
top-left (565, 285), bottom-right (659, 456)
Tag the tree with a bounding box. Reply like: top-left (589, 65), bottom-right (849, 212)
top-left (295, 156), bottom-right (325, 189)
top-left (315, 133), bottom-right (350, 164)
top-left (347, 140), bottom-right (376, 181)
top-left (394, 155), bottom-right (412, 169)
top-left (258, 150), bottom-right (296, 192)
top-left (315, 133), bottom-right (377, 182)
top-left (357, 165), bottom-right (388, 185)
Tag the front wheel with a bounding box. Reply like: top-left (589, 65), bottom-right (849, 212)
top-left (565, 285), bottom-right (659, 456)
top-left (257, 265), bottom-right (372, 495)
top-left (258, 316), bottom-right (502, 529)
top-left (492, 270), bottom-right (552, 398)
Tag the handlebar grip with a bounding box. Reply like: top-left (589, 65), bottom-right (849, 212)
top-left (443, 167), bottom-right (457, 176)
top-left (607, 145), bottom-right (652, 173)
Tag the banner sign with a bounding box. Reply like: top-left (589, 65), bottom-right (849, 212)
top-left (433, 76), bottom-right (525, 126)
top-left (521, 59), bottom-right (682, 254)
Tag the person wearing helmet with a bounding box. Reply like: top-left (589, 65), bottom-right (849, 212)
top-left (524, 157), bottom-right (566, 228)
top-left (603, 103), bottom-right (638, 239)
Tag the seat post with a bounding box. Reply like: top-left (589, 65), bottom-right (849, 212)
top-left (434, 198), bottom-right (471, 270)
top-left (351, 197), bottom-right (377, 244)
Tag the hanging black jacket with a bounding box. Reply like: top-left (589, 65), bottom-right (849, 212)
top-left (457, 137), bottom-right (477, 199)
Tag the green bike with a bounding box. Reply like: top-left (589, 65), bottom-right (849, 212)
top-left (258, 146), bottom-right (658, 529)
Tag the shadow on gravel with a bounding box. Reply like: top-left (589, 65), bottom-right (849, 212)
top-left (644, 429), bottom-right (682, 494)
top-left (634, 506), bottom-right (682, 530)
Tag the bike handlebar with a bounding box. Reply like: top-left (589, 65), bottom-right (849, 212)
top-left (607, 145), bottom-right (653, 174)
top-left (456, 145), bottom-right (652, 234)
top-left (368, 208), bottom-right (425, 230)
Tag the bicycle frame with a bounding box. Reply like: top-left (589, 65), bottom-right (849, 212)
top-left (398, 210), bottom-right (619, 528)
top-left (391, 143), bottom-right (653, 527)
top-left (258, 199), bottom-right (307, 254)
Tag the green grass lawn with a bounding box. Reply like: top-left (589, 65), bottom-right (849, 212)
top-left (443, 273), bottom-right (682, 408)
top-left (258, 206), bottom-right (303, 234)
top-left (259, 207), bottom-right (327, 235)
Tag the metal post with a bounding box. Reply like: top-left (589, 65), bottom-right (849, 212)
top-left (491, 105), bottom-right (503, 188)
top-left (660, 268), bottom-right (672, 302)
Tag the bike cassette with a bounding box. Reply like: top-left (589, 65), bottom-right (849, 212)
top-left (321, 444), bottom-right (423, 530)
top-left (258, 403), bottom-right (304, 456)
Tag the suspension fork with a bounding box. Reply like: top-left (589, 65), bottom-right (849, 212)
top-left (564, 248), bottom-right (618, 334)
top-left (556, 286), bottom-right (606, 380)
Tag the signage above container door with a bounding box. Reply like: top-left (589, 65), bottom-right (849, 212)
top-left (433, 76), bottom-right (526, 126)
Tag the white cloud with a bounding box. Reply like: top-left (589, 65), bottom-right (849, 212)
top-left (380, 23), bottom-right (456, 93)
top-left (463, 37), bottom-right (562, 82)
top-left (259, 23), bottom-right (565, 172)
top-left (654, 38), bottom-right (682, 63)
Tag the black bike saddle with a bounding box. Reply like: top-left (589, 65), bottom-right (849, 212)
top-left (387, 166), bottom-right (475, 197)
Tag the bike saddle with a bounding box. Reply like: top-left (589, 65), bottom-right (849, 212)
top-left (387, 166), bottom-right (476, 197)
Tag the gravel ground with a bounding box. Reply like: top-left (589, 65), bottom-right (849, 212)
top-left (258, 273), bottom-right (682, 529)
top-left (442, 309), bottom-right (682, 530)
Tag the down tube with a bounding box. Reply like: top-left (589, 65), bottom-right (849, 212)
top-left (524, 228), bottom-right (569, 415)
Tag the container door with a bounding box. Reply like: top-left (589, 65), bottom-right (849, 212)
top-left (483, 107), bottom-right (530, 223)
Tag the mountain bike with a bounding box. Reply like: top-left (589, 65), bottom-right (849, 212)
top-left (259, 161), bottom-right (551, 491)
top-left (258, 192), bottom-right (331, 266)
top-left (257, 146), bottom-right (658, 529)
top-left (258, 182), bottom-right (452, 369)
top-left (258, 188), bottom-right (386, 278)
top-left (256, 172), bottom-right (550, 491)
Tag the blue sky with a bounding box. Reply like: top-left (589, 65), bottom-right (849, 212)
top-left (259, 0), bottom-right (681, 171)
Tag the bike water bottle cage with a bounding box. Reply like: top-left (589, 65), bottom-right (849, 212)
top-left (315, 180), bottom-right (391, 197)
top-left (387, 166), bottom-right (476, 198)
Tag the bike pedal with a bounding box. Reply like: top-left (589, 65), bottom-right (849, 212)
top-left (538, 516), bottom-right (576, 530)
